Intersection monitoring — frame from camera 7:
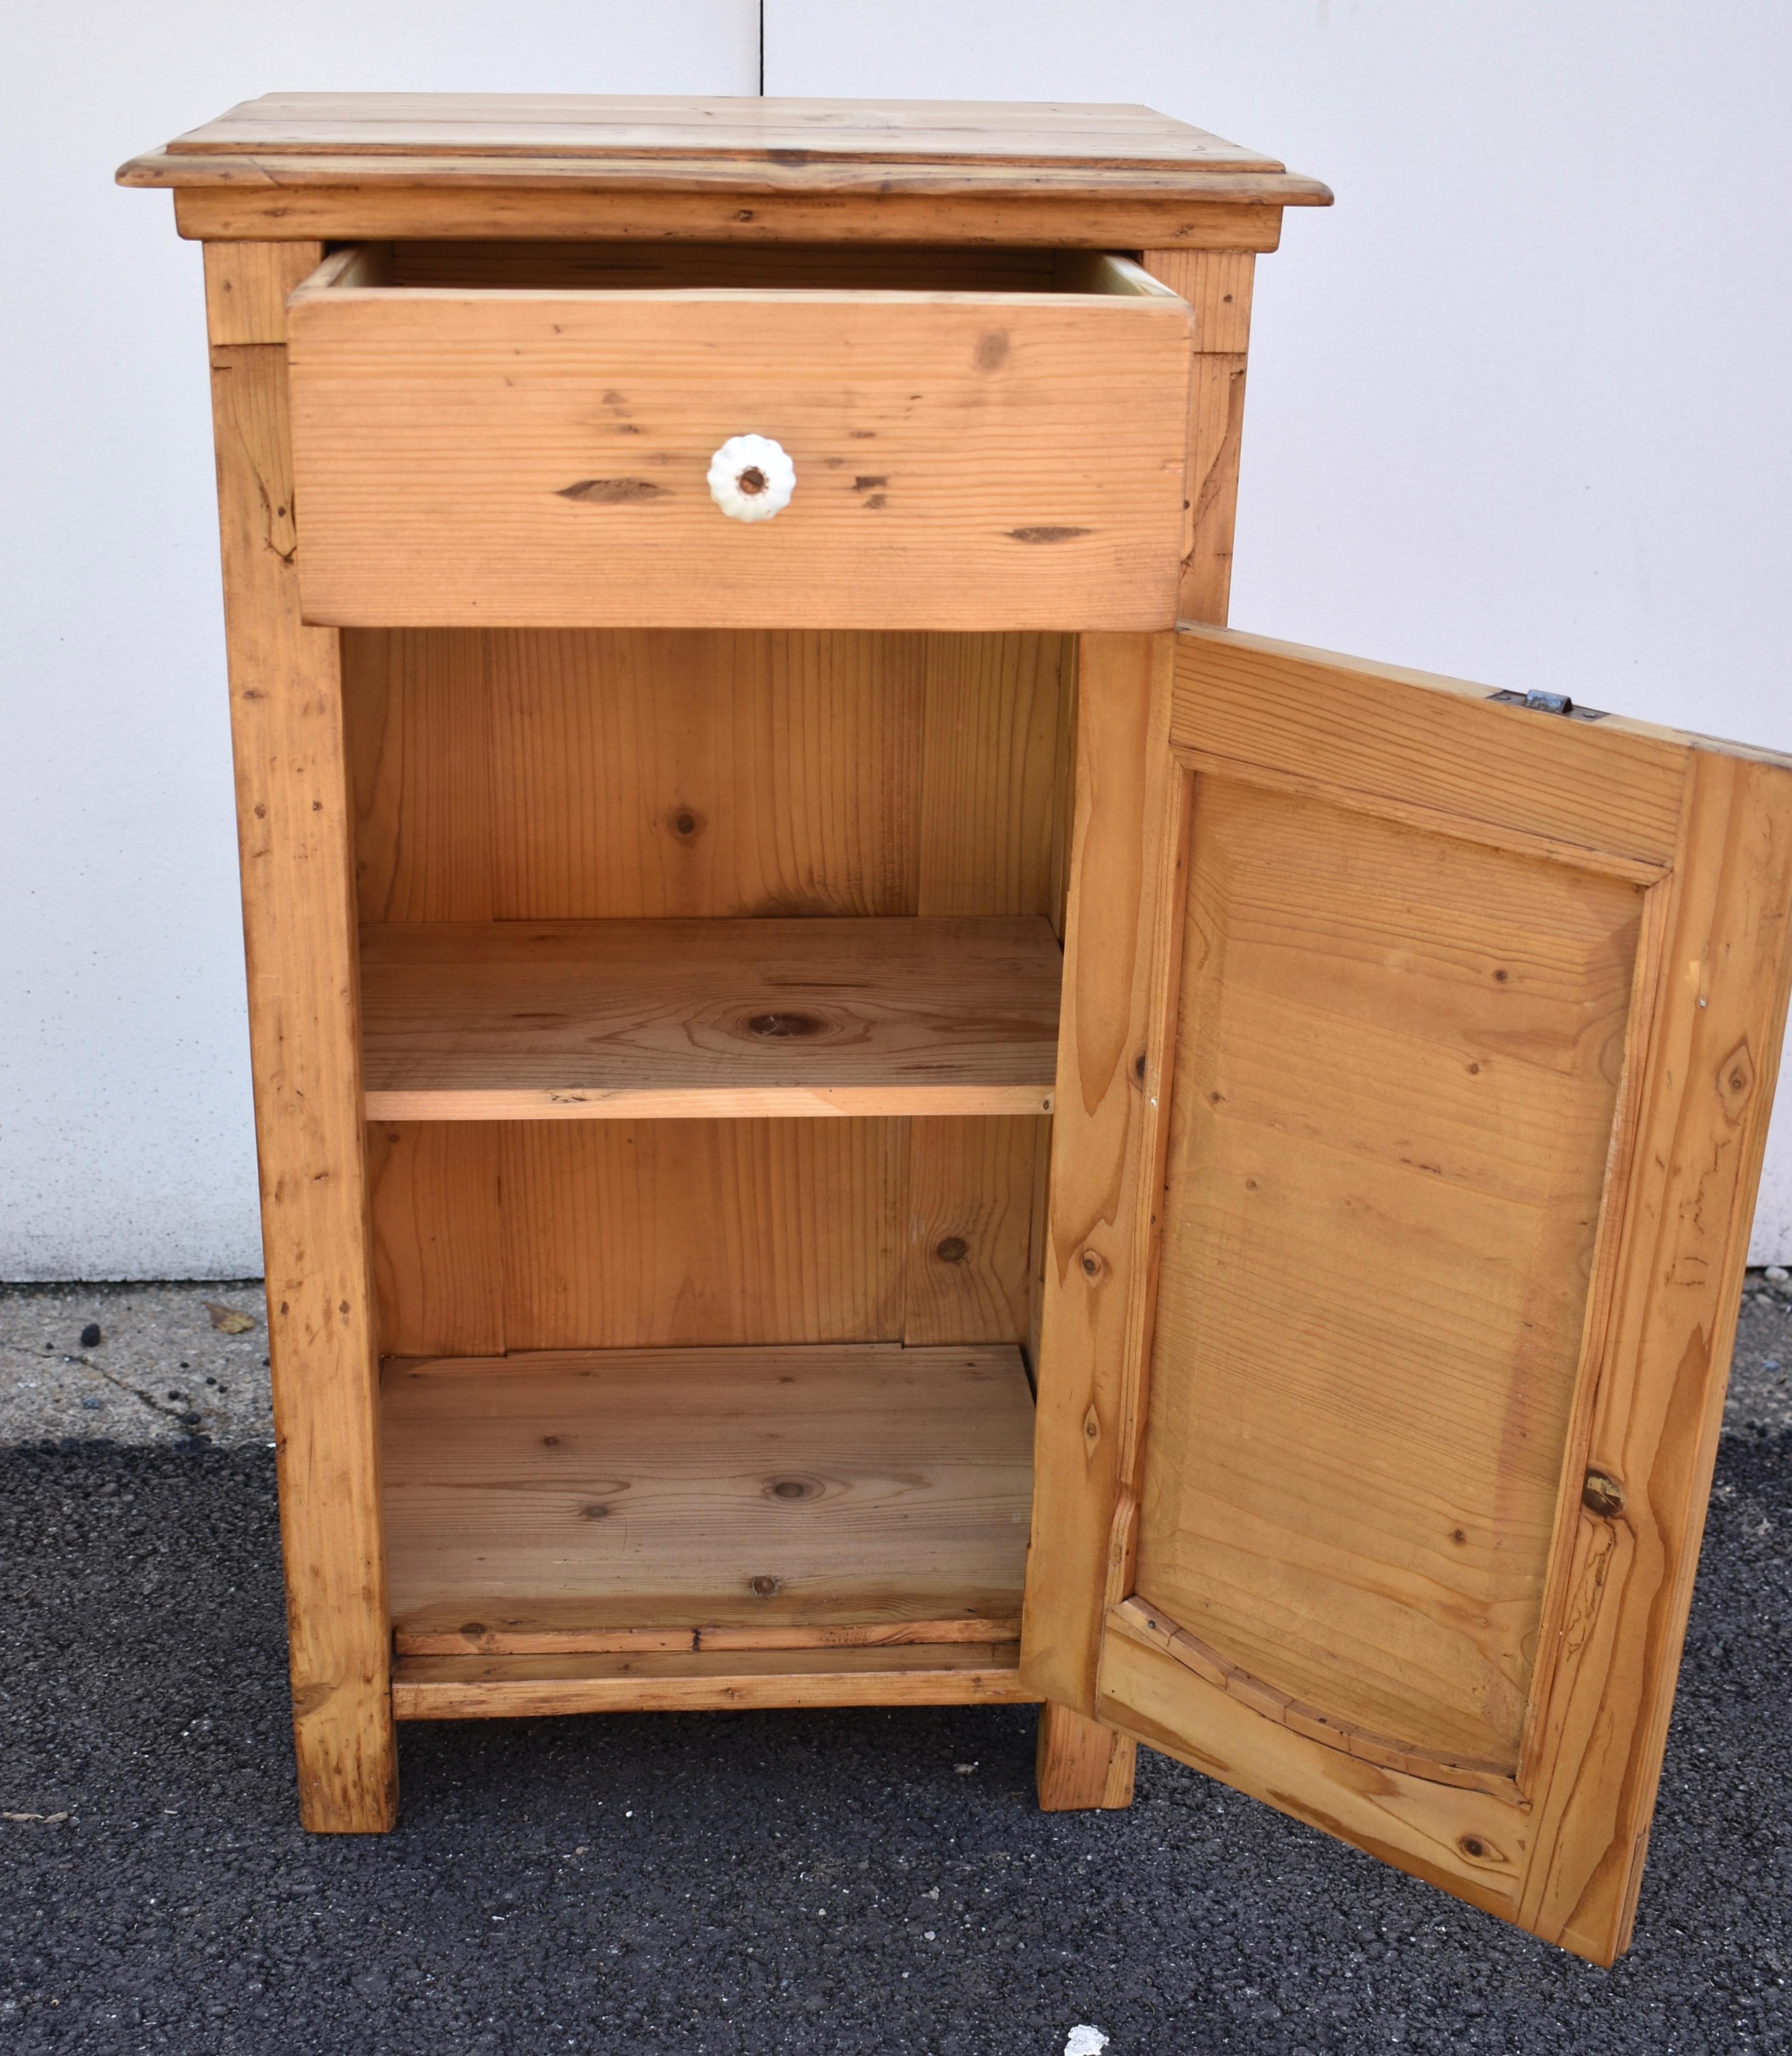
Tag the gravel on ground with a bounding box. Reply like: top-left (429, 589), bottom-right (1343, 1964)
top-left (0, 1283), bottom-right (272, 1448)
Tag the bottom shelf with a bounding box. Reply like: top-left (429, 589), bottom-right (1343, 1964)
top-left (381, 1341), bottom-right (1038, 1715)
top-left (393, 1643), bottom-right (1036, 1720)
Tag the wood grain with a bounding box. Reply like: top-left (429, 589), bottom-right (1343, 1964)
top-left (499, 1120), bottom-right (908, 1350)
top-left (357, 917), bottom-right (1059, 1120)
top-left (1515, 747), bottom-right (1792, 1963)
top-left (393, 1642), bottom-right (1036, 1719)
top-left (202, 239), bottom-right (322, 344)
top-left (484, 628), bottom-right (925, 921)
top-left (902, 1117), bottom-right (1041, 1346)
top-left (1021, 632), bottom-right (1182, 1713)
top-left (155, 93), bottom-right (1299, 172)
top-left (1171, 624), bottom-right (1689, 872)
top-left (397, 1616), bottom-right (1020, 1657)
top-left (284, 272), bottom-right (1193, 630)
top-left (1141, 251), bottom-right (1255, 623)
top-left (1067, 622), bottom-right (1792, 1961)
top-left (165, 184), bottom-right (1299, 253)
top-left (1036, 1700), bottom-right (1137, 1810)
top-left (205, 249), bottom-right (395, 1831)
top-left (123, 96), bottom-right (1331, 241)
top-left (381, 1344), bottom-right (1035, 1643)
top-left (917, 634), bottom-right (1072, 917)
top-left (344, 629), bottom-right (494, 922)
top-left (367, 1117), bottom-right (907, 1358)
top-left (344, 621), bottom-right (1077, 1358)
top-left (1135, 775), bottom-right (1643, 1771)
top-left (1097, 1620), bottom-right (1527, 1922)
top-left (1109, 1598), bottom-right (1515, 1796)
top-left (366, 1121), bottom-right (504, 1358)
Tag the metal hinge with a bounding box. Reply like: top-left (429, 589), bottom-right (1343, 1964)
top-left (1487, 688), bottom-right (1609, 723)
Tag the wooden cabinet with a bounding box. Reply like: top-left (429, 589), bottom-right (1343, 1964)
top-left (122, 93), bottom-right (1792, 1967)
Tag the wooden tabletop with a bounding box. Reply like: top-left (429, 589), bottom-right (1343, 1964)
top-left (118, 93), bottom-right (1330, 204)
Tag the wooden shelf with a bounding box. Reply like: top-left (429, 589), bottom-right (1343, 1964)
top-left (381, 1342), bottom-right (1037, 1713)
top-left (393, 1644), bottom-right (1035, 1720)
top-left (360, 916), bottom-right (1060, 1121)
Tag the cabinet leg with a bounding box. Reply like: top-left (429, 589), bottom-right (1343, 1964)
top-left (291, 1678), bottom-right (398, 1834)
top-left (1036, 1701), bottom-right (1137, 1811)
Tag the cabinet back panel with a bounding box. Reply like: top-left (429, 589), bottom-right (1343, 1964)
top-left (345, 626), bottom-right (1071, 1354)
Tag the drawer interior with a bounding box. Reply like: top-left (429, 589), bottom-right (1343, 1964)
top-left (324, 238), bottom-right (1184, 298)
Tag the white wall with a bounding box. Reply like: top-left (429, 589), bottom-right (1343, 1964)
top-left (0, 3), bottom-right (759, 1278)
top-left (4, 1), bottom-right (1790, 1276)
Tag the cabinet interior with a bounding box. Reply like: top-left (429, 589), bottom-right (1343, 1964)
top-left (342, 623), bottom-right (1077, 1690)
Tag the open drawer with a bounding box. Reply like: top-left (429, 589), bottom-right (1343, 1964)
top-left (284, 242), bottom-right (1194, 631)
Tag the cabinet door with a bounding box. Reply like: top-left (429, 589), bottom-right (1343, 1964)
top-left (1023, 624), bottom-right (1792, 1964)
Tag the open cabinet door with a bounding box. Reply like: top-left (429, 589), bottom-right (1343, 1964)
top-left (1023, 624), bottom-right (1792, 1964)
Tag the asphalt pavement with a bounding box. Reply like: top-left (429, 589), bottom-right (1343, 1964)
top-left (2, 1280), bottom-right (1789, 2054)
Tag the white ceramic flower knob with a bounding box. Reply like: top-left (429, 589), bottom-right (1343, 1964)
top-left (708, 434), bottom-right (795, 522)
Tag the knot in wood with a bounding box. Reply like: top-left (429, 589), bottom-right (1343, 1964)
top-left (1457, 1832), bottom-right (1505, 1865)
top-left (1581, 1470), bottom-right (1626, 1520)
top-left (764, 1475), bottom-right (823, 1502)
top-left (935, 1235), bottom-right (970, 1264)
top-left (743, 1010), bottom-right (828, 1039)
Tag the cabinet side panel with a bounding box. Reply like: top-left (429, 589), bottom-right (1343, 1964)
top-left (1141, 252), bottom-right (1254, 626)
top-left (208, 313), bottom-right (395, 1830)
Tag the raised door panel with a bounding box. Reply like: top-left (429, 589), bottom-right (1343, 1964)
top-left (1026, 623), bottom-right (1792, 1964)
top-left (1136, 776), bottom-right (1641, 1779)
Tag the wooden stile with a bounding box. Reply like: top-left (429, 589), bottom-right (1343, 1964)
top-left (204, 244), bottom-right (396, 1832)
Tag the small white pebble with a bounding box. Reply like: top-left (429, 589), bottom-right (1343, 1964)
top-left (1066, 2029), bottom-right (1109, 2056)
top-left (954, 1762), bottom-right (978, 1774)
top-left (1766, 1265), bottom-right (1789, 1284)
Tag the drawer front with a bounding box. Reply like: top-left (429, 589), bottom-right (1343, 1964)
top-left (285, 268), bottom-right (1193, 631)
